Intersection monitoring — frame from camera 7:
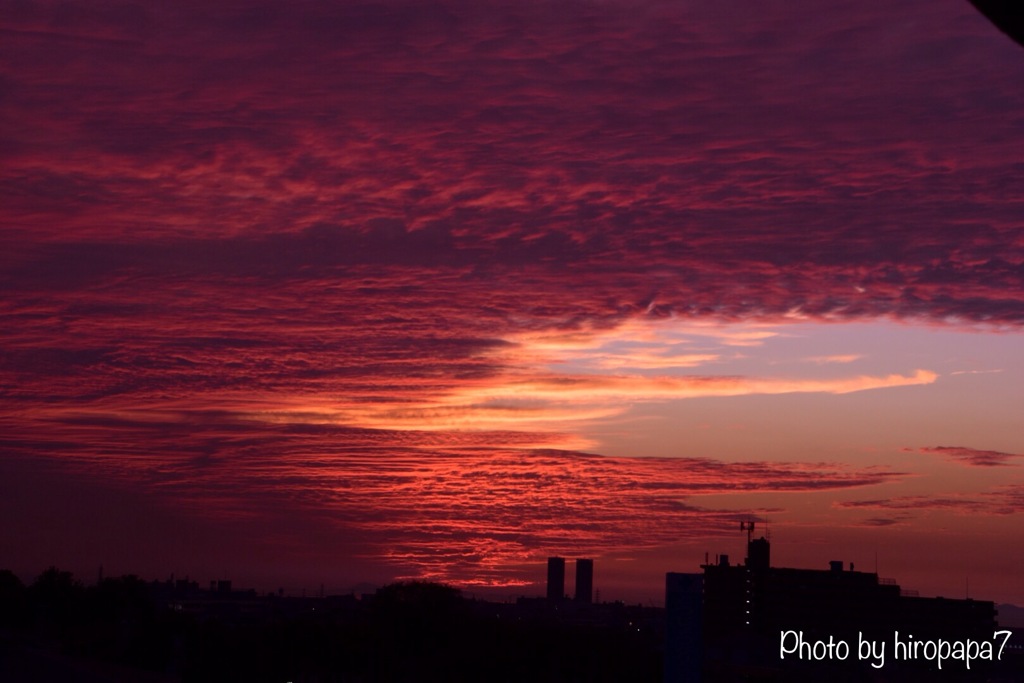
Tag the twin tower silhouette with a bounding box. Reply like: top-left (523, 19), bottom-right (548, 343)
top-left (547, 557), bottom-right (593, 603)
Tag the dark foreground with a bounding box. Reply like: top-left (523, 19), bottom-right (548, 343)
top-left (0, 569), bottom-right (664, 682)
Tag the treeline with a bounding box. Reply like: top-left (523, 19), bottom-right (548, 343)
top-left (0, 570), bottom-right (662, 682)
top-left (1, 567), bottom-right (186, 675)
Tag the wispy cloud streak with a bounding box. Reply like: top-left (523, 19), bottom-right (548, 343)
top-left (0, 408), bottom-right (906, 584)
top-left (909, 446), bottom-right (1023, 467)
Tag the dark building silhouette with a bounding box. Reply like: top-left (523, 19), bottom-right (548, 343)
top-left (746, 536), bottom-right (769, 571)
top-left (575, 558), bottom-right (594, 603)
top-left (666, 533), bottom-right (999, 682)
top-left (665, 572), bottom-right (702, 683)
top-left (547, 556), bottom-right (565, 602)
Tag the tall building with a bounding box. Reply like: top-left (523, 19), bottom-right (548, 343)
top-left (665, 572), bottom-right (703, 683)
top-left (666, 534), bottom-right (999, 681)
top-left (546, 557), bottom-right (565, 602)
top-left (575, 559), bottom-right (594, 603)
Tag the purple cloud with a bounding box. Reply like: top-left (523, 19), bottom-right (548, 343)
top-left (911, 445), bottom-right (1023, 467)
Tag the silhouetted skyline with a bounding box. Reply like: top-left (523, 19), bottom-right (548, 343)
top-left (4, 544), bottom-right (1021, 682)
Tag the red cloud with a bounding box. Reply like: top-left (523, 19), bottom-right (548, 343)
top-left (3, 1), bottom-right (1023, 325)
top-left (0, 409), bottom-right (905, 585)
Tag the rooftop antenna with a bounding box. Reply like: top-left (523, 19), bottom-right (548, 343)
top-left (740, 520), bottom-right (756, 544)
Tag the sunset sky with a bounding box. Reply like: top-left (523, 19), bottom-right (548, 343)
top-left (2, 0), bottom-right (1023, 605)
